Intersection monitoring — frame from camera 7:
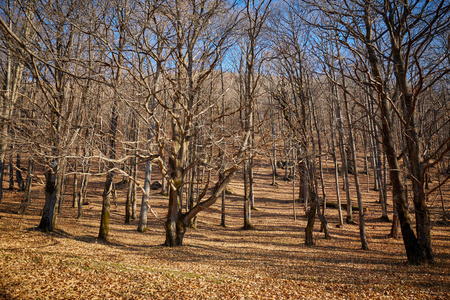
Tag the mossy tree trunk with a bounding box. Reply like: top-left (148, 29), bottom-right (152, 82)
top-left (99, 174), bottom-right (113, 241)
top-left (305, 188), bottom-right (318, 246)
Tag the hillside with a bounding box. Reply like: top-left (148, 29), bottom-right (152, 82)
top-left (0, 158), bottom-right (449, 299)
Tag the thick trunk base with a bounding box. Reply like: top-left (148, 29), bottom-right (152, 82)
top-left (38, 171), bottom-right (57, 232)
top-left (164, 220), bottom-right (186, 247)
top-left (305, 199), bottom-right (318, 246)
top-left (242, 222), bottom-right (255, 230)
top-left (415, 206), bottom-right (434, 263)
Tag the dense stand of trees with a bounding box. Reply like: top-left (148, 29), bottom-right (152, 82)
top-left (0, 0), bottom-right (448, 264)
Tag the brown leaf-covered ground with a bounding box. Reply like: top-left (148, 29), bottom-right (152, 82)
top-left (0, 158), bottom-right (449, 299)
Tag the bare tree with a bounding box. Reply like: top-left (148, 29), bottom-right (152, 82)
top-left (305, 0), bottom-right (449, 263)
top-left (0, 0), bottom-right (32, 203)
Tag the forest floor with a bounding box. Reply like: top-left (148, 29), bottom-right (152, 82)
top-left (0, 157), bottom-right (449, 299)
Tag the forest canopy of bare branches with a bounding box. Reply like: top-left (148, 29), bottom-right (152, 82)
top-left (0, 1), bottom-right (449, 295)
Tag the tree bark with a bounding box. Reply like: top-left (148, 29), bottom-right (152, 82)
top-left (339, 56), bottom-right (368, 250)
top-left (305, 190), bottom-right (318, 246)
top-left (99, 174), bottom-right (113, 241)
top-left (18, 158), bottom-right (34, 214)
top-left (38, 168), bottom-right (58, 232)
top-left (334, 85), bottom-right (353, 224)
top-left (16, 153), bottom-right (24, 191)
top-left (138, 161), bottom-right (152, 232)
top-left (243, 160), bottom-right (254, 230)
top-left (329, 92), bottom-right (344, 227)
top-left (362, 2), bottom-right (424, 263)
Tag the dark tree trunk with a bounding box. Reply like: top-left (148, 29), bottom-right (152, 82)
top-left (125, 154), bottom-right (136, 224)
top-left (16, 153), bottom-right (24, 191)
top-left (72, 173), bottom-right (78, 208)
top-left (299, 161), bottom-right (307, 205)
top-left (316, 199), bottom-right (330, 239)
top-left (243, 160), bottom-right (254, 230)
top-left (383, 118), bottom-right (423, 264)
top-left (0, 161), bottom-right (4, 203)
top-left (18, 159), bottom-right (34, 214)
top-left (38, 168), bottom-right (57, 232)
top-left (55, 158), bottom-right (66, 214)
top-left (305, 193), bottom-right (318, 246)
top-left (169, 168), bottom-right (237, 246)
top-left (125, 175), bottom-right (132, 224)
top-left (389, 202), bottom-right (400, 238)
top-left (164, 181), bottom-right (184, 246)
top-left (220, 188), bottom-right (226, 227)
top-left (362, 6), bottom-right (425, 264)
top-left (8, 159), bottom-right (13, 190)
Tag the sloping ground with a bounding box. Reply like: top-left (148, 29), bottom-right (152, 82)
top-left (0, 159), bottom-right (449, 299)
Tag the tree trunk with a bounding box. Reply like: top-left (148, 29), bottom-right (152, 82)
top-left (160, 157), bottom-right (167, 196)
top-left (335, 87), bottom-right (353, 224)
top-left (339, 59), bottom-right (368, 250)
top-left (345, 109), bottom-right (368, 250)
top-left (0, 117), bottom-right (9, 203)
top-left (72, 152), bottom-right (78, 209)
top-left (363, 132), bottom-right (370, 192)
top-left (138, 161), bottom-right (152, 232)
top-left (8, 151), bottom-right (13, 190)
top-left (219, 186), bottom-right (226, 227)
top-left (329, 89), bottom-right (344, 227)
top-left (305, 192), bottom-right (318, 246)
top-left (18, 159), bottom-right (34, 214)
top-left (98, 174), bottom-right (113, 241)
top-left (164, 182), bottom-right (184, 246)
top-left (363, 14), bottom-right (424, 263)
top-left (243, 160), bottom-right (254, 230)
top-left (292, 151), bottom-right (297, 221)
top-left (72, 173), bottom-right (78, 208)
top-left (79, 173), bottom-right (90, 205)
top-left (316, 199), bottom-right (330, 239)
top-left (76, 177), bottom-right (83, 219)
top-left (125, 172), bottom-right (132, 224)
top-left (218, 162), bottom-right (226, 227)
top-left (249, 156), bottom-right (255, 210)
top-left (16, 153), bottom-right (24, 191)
top-left (389, 202), bottom-right (400, 238)
top-left (331, 123), bottom-right (343, 227)
top-left (25, 159), bottom-right (34, 201)
top-left (368, 93), bottom-right (388, 220)
top-left (377, 93), bottom-right (424, 262)
top-left (283, 137), bottom-right (289, 180)
top-left (299, 160), bottom-right (308, 207)
top-left (271, 114), bottom-right (278, 186)
top-left (311, 95), bottom-right (327, 229)
top-left (0, 161), bottom-right (4, 203)
top-left (55, 158), bottom-right (66, 214)
top-left (387, 3), bottom-right (433, 262)
top-left (37, 168), bottom-right (57, 232)
top-left (188, 164), bottom-right (197, 228)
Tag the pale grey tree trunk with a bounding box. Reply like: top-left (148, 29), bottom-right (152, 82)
top-left (138, 161), bottom-right (152, 232)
